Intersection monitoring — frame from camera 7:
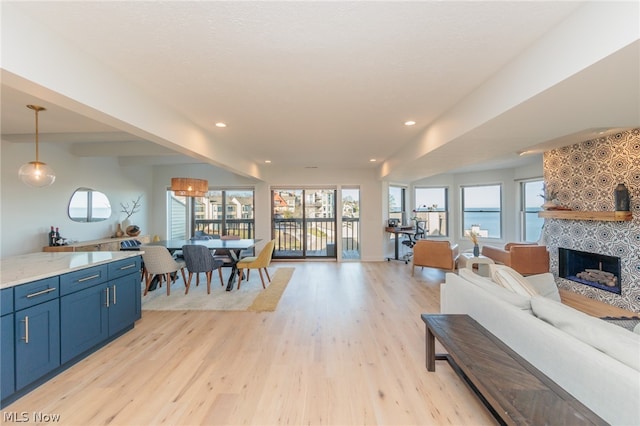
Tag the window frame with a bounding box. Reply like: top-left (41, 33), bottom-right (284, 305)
top-left (413, 186), bottom-right (449, 237)
top-left (389, 185), bottom-right (407, 225)
top-left (519, 178), bottom-right (544, 242)
top-left (461, 183), bottom-right (503, 239)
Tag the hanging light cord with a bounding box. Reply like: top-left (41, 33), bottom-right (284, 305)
top-left (27, 104), bottom-right (46, 163)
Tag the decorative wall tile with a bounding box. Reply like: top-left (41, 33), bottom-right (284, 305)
top-left (544, 129), bottom-right (640, 312)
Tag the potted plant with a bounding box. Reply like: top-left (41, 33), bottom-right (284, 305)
top-left (540, 185), bottom-right (558, 210)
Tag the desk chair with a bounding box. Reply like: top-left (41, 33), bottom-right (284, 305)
top-left (401, 220), bottom-right (427, 250)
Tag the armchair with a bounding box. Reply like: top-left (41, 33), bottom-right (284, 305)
top-left (411, 240), bottom-right (459, 276)
top-left (481, 243), bottom-right (549, 275)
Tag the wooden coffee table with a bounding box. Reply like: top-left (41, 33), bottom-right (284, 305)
top-left (421, 314), bottom-right (605, 425)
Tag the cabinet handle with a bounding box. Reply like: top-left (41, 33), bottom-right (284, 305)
top-left (105, 288), bottom-right (110, 307)
top-left (112, 285), bottom-right (117, 305)
top-left (78, 274), bottom-right (101, 283)
top-left (119, 264), bottom-right (136, 270)
top-left (26, 287), bottom-right (57, 298)
top-left (21, 316), bottom-right (29, 343)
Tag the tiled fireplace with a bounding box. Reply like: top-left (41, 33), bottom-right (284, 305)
top-left (543, 129), bottom-right (640, 312)
top-left (558, 247), bottom-right (621, 295)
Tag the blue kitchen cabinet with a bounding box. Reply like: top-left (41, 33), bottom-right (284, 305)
top-left (107, 273), bottom-right (138, 336)
top-left (60, 257), bottom-right (141, 363)
top-left (14, 299), bottom-right (60, 390)
top-left (60, 283), bottom-right (109, 364)
top-left (1, 287), bottom-right (15, 400)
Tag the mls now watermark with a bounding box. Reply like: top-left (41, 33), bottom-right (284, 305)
top-left (3, 411), bottom-right (61, 423)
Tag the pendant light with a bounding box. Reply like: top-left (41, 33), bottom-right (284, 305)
top-left (171, 177), bottom-right (208, 197)
top-left (18, 105), bottom-right (56, 187)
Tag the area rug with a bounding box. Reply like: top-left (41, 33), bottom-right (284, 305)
top-left (141, 267), bottom-right (294, 312)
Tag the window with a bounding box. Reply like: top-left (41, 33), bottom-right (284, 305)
top-left (167, 188), bottom-right (255, 239)
top-left (462, 184), bottom-right (502, 239)
top-left (414, 187), bottom-right (448, 236)
top-left (521, 179), bottom-right (544, 242)
top-left (389, 186), bottom-right (406, 224)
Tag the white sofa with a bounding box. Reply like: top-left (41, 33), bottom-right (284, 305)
top-left (441, 268), bottom-right (640, 425)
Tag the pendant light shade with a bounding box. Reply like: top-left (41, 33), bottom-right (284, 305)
top-left (19, 105), bottom-right (55, 187)
top-left (171, 177), bottom-right (208, 197)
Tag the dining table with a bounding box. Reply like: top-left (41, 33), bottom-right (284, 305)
top-left (146, 238), bottom-right (261, 291)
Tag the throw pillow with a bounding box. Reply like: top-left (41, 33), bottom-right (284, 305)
top-left (458, 268), bottom-right (532, 311)
top-left (524, 273), bottom-right (561, 302)
top-left (635, 323), bottom-right (640, 335)
top-left (531, 296), bottom-right (640, 372)
top-left (490, 265), bottom-right (540, 297)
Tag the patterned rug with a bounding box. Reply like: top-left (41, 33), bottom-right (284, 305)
top-left (601, 316), bottom-right (640, 332)
top-left (141, 267), bottom-right (294, 311)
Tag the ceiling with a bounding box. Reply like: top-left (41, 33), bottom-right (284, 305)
top-left (1, 1), bottom-right (638, 182)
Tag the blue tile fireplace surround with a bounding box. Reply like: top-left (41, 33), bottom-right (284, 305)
top-left (543, 128), bottom-right (640, 312)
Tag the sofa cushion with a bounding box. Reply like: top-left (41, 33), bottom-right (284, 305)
top-left (458, 268), bottom-right (531, 311)
top-left (490, 265), bottom-right (540, 297)
top-left (524, 273), bottom-right (561, 302)
top-left (531, 296), bottom-right (640, 372)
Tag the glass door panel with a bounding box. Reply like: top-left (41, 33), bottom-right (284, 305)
top-left (273, 189), bottom-right (304, 258)
top-left (304, 189), bottom-right (336, 258)
top-left (342, 188), bottom-right (360, 259)
top-left (272, 189), bottom-right (336, 259)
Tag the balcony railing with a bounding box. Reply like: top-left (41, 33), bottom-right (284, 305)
top-left (194, 219), bottom-right (254, 238)
top-left (273, 217), bottom-right (360, 258)
top-left (195, 217), bottom-right (359, 258)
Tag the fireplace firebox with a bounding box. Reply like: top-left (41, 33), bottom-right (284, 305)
top-left (558, 248), bottom-right (621, 295)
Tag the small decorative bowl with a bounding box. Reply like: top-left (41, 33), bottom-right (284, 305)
top-left (126, 225), bottom-right (141, 237)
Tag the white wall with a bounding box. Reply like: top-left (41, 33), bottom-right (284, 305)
top-left (1, 140), bottom-right (153, 257)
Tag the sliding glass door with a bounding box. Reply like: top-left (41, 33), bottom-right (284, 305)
top-left (272, 188), bottom-right (336, 259)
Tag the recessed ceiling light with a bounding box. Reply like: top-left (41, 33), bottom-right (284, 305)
top-left (215, 122), bottom-right (227, 128)
top-left (404, 120), bottom-right (416, 126)
top-left (369, 158), bottom-right (377, 162)
top-left (264, 160), bottom-right (271, 164)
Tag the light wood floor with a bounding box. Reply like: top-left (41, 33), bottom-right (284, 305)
top-left (6, 262), bottom-right (494, 425)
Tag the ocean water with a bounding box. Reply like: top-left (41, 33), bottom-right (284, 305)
top-left (464, 209), bottom-right (543, 241)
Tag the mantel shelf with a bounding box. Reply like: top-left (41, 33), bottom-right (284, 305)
top-left (538, 210), bottom-right (632, 222)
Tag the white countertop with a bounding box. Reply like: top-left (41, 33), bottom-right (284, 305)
top-left (0, 251), bottom-right (142, 289)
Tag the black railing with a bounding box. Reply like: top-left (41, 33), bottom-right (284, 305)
top-left (272, 217), bottom-right (359, 258)
top-left (342, 217), bottom-right (359, 252)
top-left (195, 217), bottom-right (359, 258)
top-left (194, 219), bottom-right (254, 238)
top-left (273, 218), bottom-right (335, 257)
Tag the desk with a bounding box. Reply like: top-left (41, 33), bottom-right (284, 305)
top-left (385, 226), bottom-right (415, 262)
top-left (147, 239), bottom-right (260, 291)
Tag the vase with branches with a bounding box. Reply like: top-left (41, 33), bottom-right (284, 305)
top-left (120, 195), bottom-right (142, 231)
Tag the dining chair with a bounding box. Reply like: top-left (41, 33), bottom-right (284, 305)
top-left (181, 244), bottom-right (224, 294)
top-left (140, 245), bottom-right (187, 296)
top-left (236, 239), bottom-right (276, 289)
